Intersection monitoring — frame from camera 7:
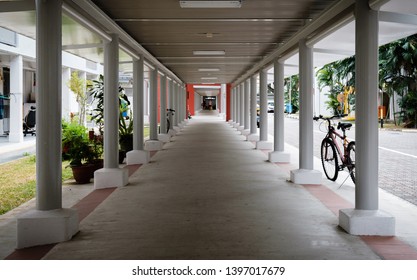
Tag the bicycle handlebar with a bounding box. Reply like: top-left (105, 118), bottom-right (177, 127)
top-left (313, 114), bottom-right (347, 121)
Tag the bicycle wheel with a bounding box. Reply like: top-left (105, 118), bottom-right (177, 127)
top-left (347, 141), bottom-right (356, 183)
top-left (321, 138), bottom-right (339, 181)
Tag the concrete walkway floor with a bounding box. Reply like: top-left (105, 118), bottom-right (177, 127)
top-left (3, 112), bottom-right (417, 260)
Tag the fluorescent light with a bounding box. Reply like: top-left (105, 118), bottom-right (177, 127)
top-left (201, 77), bottom-right (218, 80)
top-left (180, 1), bottom-right (242, 8)
top-left (193, 50), bottom-right (225, 55)
top-left (198, 68), bottom-right (220, 72)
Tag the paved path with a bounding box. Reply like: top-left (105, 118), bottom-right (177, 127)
top-left (41, 114), bottom-right (380, 259)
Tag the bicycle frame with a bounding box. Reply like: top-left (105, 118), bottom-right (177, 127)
top-left (326, 125), bottom-right (349, 165)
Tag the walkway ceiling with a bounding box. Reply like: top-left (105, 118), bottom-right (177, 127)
top-left (1, 0), bottom-right (417, 86)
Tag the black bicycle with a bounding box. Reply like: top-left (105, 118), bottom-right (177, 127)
top-left (313, 114), bottom-right (356, 183)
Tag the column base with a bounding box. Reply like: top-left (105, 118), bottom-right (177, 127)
top-left (168, 128), bottom-right (177, 136)
top-left (126, 150), bottom-right (150, 165)
top-left (339, 209), bottom-right (395, 236)
top-left (9, 132), bottom-right (24, 143)
top-left (233, 123), bottom-right (240, 129)
top-left (158, 133), bottom-right (171, 143)
top-left (256, 140), bottom-right (273, 150)
top-left (268, 151), bottom-right (291, 163)
top-left (241, 129), bottom-right (250, 136)
top-left (178, 122), bottom-right (184, 129)
top-left (173, 126), bottom-right (181, 133)
top-left (290, 168), bottom-right (322, 184)
top-left (144, 139), bottom-right (163, 151)
top-left (94, 167), bottom-right (129, 189)
top-left (237, 126), bottom-right (245, 131)
top-left (247, 133), bottom-right (259, 141)
top-left (17, 208), bottom-right (78, 249)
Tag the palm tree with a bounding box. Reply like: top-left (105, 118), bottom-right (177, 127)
top-left (379, 34), bottom-right (417, 127)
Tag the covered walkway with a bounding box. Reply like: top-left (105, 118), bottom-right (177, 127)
top-left (4, 112), bottom-right (417, 260)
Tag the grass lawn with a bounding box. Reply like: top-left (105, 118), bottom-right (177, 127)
top-left (0, 155), bottom-right (73, 215)
top-left (0, 133), bottom-right (151, 216)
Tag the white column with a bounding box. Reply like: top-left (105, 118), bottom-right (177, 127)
top-left (238, 83), bottom-right (245, 131)
top-left (233, 86), bottom-right (241, 128)
top-left (339, 0), bottom-right (394, 236)
top-left (221, 84), bottom-right (226, 120)
top-left (158, 74), bottom-right (170, 142)
top-left (269, 60), bottom-right (290, 162)
top-left (247, 75), bottom-right (259, 141)
top-left (242, 79), bottom-right (250, 135)
top-left (17, 0), bottom-right (78, 249)
top-left (9, 55), bottom-right (24, 143)
top-left (94, 33), bottom-right (129, 189)
top-left (61, 67), bottom-right (71, 121)
top-left (145, 67), bottom-right (163, 151)
top-left (127, 55), bottom-right (150, 164)
top-left (229, 87), bottom-right (235, 124)
top-left (290, 39), bottom-right (321, 184)
top-left (256, 69), bottom-right (272, 149)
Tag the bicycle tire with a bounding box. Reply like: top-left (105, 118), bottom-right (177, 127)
top-left (347, 141), bottom-right (356, 183)
top-left (321, 138), bottom-right (339, 181)
top-left (166, 119), bottom-right (170, 134)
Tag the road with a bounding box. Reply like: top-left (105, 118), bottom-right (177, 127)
top-left (267, 113), bottom-right (417, 206)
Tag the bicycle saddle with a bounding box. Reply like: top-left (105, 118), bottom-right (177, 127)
top-left (337, 122), bottom-right (352, 130)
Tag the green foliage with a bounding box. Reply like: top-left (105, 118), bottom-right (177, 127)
top-left (316, 56), bottom-right (355, 115)
top-left (379, 34), bottom-right (417, 127)
top-left (67, 71), bottom-right (87, 126)
top-left (87, 74), bottom-right (127, 134)
top-left (61, 121), bottom-right (102, 166)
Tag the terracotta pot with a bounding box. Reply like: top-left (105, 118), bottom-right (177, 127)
top-left (71, 165), bottom-right (91, 184)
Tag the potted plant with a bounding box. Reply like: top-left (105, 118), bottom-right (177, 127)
top-left (119, 109), bottom-right (133, 163)
top-left (62, 121), bottom-right (102, 183)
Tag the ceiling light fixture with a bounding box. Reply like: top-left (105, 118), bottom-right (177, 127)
top-left (198, 68), bottom-right (220, 72)
top-left (193, 50), bottom-right (225, 55)
top-left (180, 1), bottom-right (242, 8)
top-left (201, 77), bottom-right (218, 80)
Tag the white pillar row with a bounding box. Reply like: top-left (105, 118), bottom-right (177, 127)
top-left (290, 39), bottom-right (321, 184)
top-left (269, 59), bottom-right (290, 162)
top-left (256, 68), bottom-right (273, 150)
top-left (158, 74), bottom-right (170, 143)
top-left (172, 82), bottom-right (179, 129)
top-left (229, 87), bottom-right (235, 125)
top-left (339, 0), bottom-right (395, 236)
top-left (17, 0), bottom-right (78, 249)
top-left (233, 87), bottom-right (238, 126)
top-left (127, 55), bottom-right (150, 164)
top-left (221, 84), bottom-right (226, 120)
top-left (180, 86), bottom-right (186, 125)
top-left (61, 67), bottom-right (71, 121)
top-left (242, 79), bottom-right (250, 136)
top-left (238, 83), bottom-right (245, 131)
top-left (233, 86), bottom-right (241, 129)
top-left (95, 33), bottom-right (129, 189)
top-left (247, 75), bottom-right (259, 141)
top-left (145, 67), bottom-right (163, 151)
top-left (9, 55), bottom-right (24, 143)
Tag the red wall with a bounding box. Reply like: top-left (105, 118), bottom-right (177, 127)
top-left (186, 84), bottom-right (195, 116)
